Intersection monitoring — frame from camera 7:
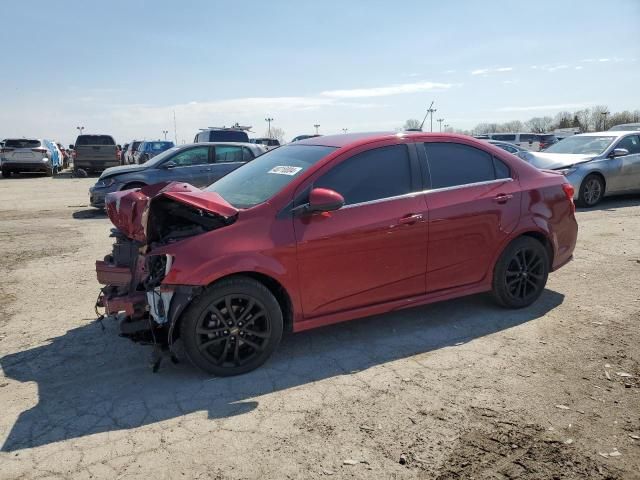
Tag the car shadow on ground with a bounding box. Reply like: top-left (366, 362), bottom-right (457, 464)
top-left (72, 208), bottom-right (107, 219)
top-left (576, 193), bottom-right (640, 212)
top-left (0, 290), bottom-right (564, 452)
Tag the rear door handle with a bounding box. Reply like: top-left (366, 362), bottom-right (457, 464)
top-left (493, 193), bottom-right (513, 204)
top-left (398, 213), bottom-right (423, 225)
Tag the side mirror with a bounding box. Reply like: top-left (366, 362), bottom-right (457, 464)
top-left (610, 148), bottom-right (629, 158)
top-left (308, 188), bottom-right (344, 213)
top-left (160, 160), bottom-right (177, 169)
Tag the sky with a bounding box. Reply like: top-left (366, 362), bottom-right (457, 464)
top-left (1, 0), bottom-right (639, 146)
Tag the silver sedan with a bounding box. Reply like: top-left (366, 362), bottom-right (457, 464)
top-left (519, 131), bottom-right (640, 207)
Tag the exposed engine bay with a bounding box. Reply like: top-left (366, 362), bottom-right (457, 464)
top-left (95, 182), bottom-right (238, 364)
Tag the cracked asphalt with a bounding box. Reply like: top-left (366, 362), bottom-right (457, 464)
top-left (0, 173), bottom-right (639, 479)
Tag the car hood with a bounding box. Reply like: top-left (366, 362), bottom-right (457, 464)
top-left (101, 164), bottom-right (148, 179)
top-left (520, 152), bottom-right (596, 170)
top-left (105, 182), bottom-right (238, 244)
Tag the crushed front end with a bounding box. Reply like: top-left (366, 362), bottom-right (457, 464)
top-left (95, 182), bottom-right (237, 356)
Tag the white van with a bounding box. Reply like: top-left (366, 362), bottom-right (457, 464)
top-left (487, 133), bottom-right (558, 151)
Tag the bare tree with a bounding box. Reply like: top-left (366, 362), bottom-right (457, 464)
top-left (554, 111), bottom-right (573, 129)
top-left (403, 119), bottom-right (422, 130)
top-left (264, 127), bottom-right (285, 143)
top-left (524, 116), bottom-right (553, 133)
top-left (502, 120), bottom-right (524, 132)
top-left (590, 105), bottom-right (610, 131)
top-left (575, 109), bottom-right (592, 132)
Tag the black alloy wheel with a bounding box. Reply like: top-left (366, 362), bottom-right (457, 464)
top-left (492, 236), bottom-right (549, 308)
top-left (181, 277), bottom-right (283, 376)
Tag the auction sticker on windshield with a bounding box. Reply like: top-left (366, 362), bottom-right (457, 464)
top-left (268, 166), bottom-right (302, 176)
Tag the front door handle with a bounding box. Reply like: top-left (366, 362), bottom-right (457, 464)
top-left (493, 193), bottom-right (513, 204)
top-left (398, 213), bottom-right (424, 225)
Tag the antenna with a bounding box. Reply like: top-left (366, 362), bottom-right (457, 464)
top-left (419, 101), bottom-right (434, 131)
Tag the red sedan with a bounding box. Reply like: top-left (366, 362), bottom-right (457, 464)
top-left (96, 132), bottom-right (578, 376)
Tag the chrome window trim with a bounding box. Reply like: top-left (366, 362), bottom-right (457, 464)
top-left (340, 178), bottom-right (513, 210)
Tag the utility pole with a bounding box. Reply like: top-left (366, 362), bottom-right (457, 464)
top-left (265, 117), bottom-right (274, 138)
top-left (314, 124), bottom-right (320, 134)
top-left (162, 130), bottom-right (168, 140)
top-left (342, 128), bottom-right (348, 134)
top-left (437, 118), bottom-right (444, 132)
top-left (600, 111), bottom-right (610, 130)
top-left (173, 110), bottom-right (178, 145)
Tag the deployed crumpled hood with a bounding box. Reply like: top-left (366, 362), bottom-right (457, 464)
top-left (521, 152), bottom-right (596, 170)
top-left (105, 182), bottom-right (238, 243)
top-left (101, 164), bottom-right (148, 178)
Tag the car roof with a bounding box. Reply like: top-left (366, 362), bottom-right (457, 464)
top-left (178, 141), bottom-right (260, 148)
top-left (294, 131), bottom-right (480, 148)
top-left (575, 131), bottom-right (630, 137)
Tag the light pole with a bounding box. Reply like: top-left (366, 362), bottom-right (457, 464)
top-left (342, 128), bottom-right (348, 134)
top-left (314, 124), bottom-right (320, 134)
top-left (437, 118), bottom-right (444, 132)
top-left (76, 126), bottom-right (84, 136)
top-left (600, 111), bottom-right (610, 130)
top-left (162, 130), bottom-right (168, 140)
top-left (444, 124), bottom-right (450, 132)
top-left (427, 106), bottom-right (437, 132)
top-left (265, 117), bottom-right (274, 138)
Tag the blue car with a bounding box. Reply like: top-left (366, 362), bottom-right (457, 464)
top-left (89, 142), bottom-right (266, 207)
top-left (133, 141), bottom-right (175, 164)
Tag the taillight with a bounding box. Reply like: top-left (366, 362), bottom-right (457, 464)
top-left (562, 183), bottom-right (575, 213)
top-left (32, 147), bottom-right (49, 155)
top-left (72, 150), bottom-right (77, 159)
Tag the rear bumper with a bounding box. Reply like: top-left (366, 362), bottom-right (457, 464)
top-left (2, 161), bottom-right (51, 172)
top-left (75, 160), bottom-right (120, 170)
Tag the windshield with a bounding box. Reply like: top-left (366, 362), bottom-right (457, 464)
top-left (545, 136), bottom-right (615, 155)
top-left (5, 139), bottom-right (41, 148)
top-left (76, 135), bottom-right (115, 146)
top-left (205, 145), bottom-right (336, 208)
top-left (147, 141), bottom-right (174, 151)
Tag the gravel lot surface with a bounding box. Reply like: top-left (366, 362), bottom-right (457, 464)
top-left (0, 172), bottom-right (639, 479)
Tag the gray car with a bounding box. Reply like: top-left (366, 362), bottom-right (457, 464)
top-left (89, 142), bottom-right (265, 208)
top-left (519, 131), bottom-right (640, 207)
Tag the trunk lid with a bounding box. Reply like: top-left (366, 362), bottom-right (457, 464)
top-left (105, 182), bottom-right (238, 244)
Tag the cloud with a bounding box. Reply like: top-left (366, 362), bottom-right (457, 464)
top-left (320, 81), bottom-right (454, 98)
top-left (471, 67), bottom-right (513, 75)
top-left (497, 102), bottom-right (593, 112)
top-left (575, 66), bottom-right (583, 70)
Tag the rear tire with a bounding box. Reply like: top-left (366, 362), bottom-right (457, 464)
top-left (492, 236), bottom-right (549, 309)
top-left (180, 276), bottom-right (283, 376)
top-left (1, 169), bottom-right (11, 178)
top-left (576, 174), bottom-right (604, 208)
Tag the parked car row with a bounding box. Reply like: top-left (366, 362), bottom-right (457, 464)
top-left (474, 132), bottom-right (558, 151)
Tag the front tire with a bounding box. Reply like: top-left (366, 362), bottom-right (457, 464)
top-left (576, 174), bottom-right (604, 208)
top-left (492, 236), bottom-right (549, 309)
top-left (180, 277), bottom-right (283, 376)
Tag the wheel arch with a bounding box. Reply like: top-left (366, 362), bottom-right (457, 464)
top-left (171, 271), bottom-right (294, 343)
top-left (582, 170), bottom-right (607, 192)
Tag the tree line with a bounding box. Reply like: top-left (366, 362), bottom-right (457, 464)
top-left (404, 106), bottom-right (640, 136)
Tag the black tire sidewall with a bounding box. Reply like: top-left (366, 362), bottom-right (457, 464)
top-left (577, 174), bottom-right (604, 208)
top-left (180, 276), bottom-right (283, 376)
top-left (492, 237), bottom-right (549, 309)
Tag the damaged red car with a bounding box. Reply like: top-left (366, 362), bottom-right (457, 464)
top-left (96, 132), bottom-right (578, 376)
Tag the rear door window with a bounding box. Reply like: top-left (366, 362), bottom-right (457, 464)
top-left (167, 146), bottom-right (210, 166)
top-left (213, 145), bottom-right (244, 163)
top-left (76, 135), bottom-right (115, 146)
top-left (423, 142), bottom-right (506, 188)
top-left (314, 144), bottom-right (413, 205)
top-left (5, 139), bottom-right (41, 148)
